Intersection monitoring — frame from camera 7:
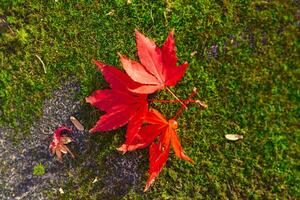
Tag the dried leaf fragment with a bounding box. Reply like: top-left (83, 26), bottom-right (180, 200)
top-left (49, 126), bottom-right (75, 162)
top-left (225, 134), bottom-right (243, 141)
top-left (190, 51), bottom-right (197, 57)
top-left (195, 100), bottom-right (208, 108)
top-left (59, 188), bottom-right (64, 194)
top-left (92, 177), bottom-right (99, 184)
top-left (70, 116), bottom-right (84, 131)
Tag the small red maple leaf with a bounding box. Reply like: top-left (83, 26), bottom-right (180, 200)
top-left (119, 108), bottom-right (194, 191)
top-left (49, 126), bottom-right (75, 162)
top-left (119, 30), bottom-right (188, 94)
top-left (144, 109), bottom-right (194, 191)
top-left (86, 60), bottom-right (148, 135)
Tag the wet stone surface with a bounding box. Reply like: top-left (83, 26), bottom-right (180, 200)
top-left (103, 152), bottom-right (143, 196)
top-left (0, 81), bottom-right (87, 199)
top-left (0, 80), bottom-right (144, 199)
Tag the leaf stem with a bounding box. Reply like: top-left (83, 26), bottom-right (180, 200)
top-left (150, 99), bottom-right (206, 107)
top-left (151, 99), bottom-right (194, 103)
top-left (151, 89), bottom-right (208, 108)
top-left (173, 87), bottom-right (198, 120)
top-left (166, 87), bottom-right (187, 109)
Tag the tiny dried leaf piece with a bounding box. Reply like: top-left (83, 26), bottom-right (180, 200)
top-left (119, 30), bottom-right (188, 94)
top-left (49, 126), bottom-right (75, 162)
top-left (70, 116), bottom-right (84, 131)
top-left (59, 188), bottom-right (64, 194)
top-left (225, 134), bottom-right (243, 141)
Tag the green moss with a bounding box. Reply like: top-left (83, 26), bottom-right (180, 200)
top-left (33, 163), bottom-right (45, 176)
top-left (1, 0), bottom-right (299, 199)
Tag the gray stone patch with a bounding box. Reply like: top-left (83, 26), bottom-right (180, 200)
top-left (102, 152), bottom-right (143, 196)
top-left (0, 81), bottom-right (87, 199)
top-left (0, 80), bottom-right (144, 199)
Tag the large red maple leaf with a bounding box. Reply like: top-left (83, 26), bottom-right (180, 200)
top-left (119, 30), bottom-right (188, 94)
top-left (86, 60), bottom-right (148, 135)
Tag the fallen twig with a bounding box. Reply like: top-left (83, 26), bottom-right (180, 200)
top-left (35, 54), bottom-right (46, 74)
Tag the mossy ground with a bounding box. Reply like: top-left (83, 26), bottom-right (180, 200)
top-left (0, 0), bottom-right (299, 199)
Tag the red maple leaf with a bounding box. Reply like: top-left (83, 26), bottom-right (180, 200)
top-left (119, 30), bottom-right (188, 94)
top-left (49, 126), bottom-right (75, 162)
top-left (86, 60), bottom-right (148, 136)
top-left (144, 109), bottom-right (194, 191)
top-left (120, 108), bottom-right (194, 191)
